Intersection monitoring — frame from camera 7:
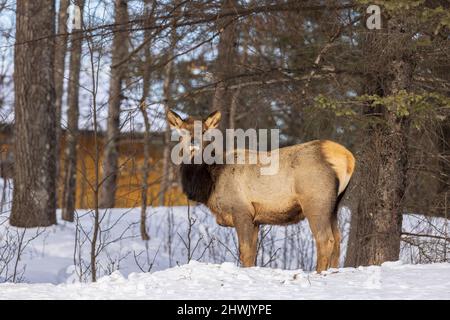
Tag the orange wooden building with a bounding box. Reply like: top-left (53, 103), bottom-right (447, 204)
top-left (0, 124), bottom-right (187, 208)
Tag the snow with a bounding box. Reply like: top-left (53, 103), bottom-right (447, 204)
top-left (0, 260), bottom-right (449, 299)
top-left (1, 178), bottom-right (449, 299)
top-left (0, 206), bottom-right (447, 283)
top-left (0, 205), bottom-right (325, 284)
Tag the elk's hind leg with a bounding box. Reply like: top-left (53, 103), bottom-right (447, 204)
top-left (330, 212), bottom-right (341, 268)
top-left (302, 201), bottom-right (335, 273)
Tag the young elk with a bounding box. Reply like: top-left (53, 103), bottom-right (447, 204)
top-left (167, 110), bottom-right (355, 273)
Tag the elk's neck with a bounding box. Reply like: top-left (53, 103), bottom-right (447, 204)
top-left (180, 162), bottom-right (218, 204)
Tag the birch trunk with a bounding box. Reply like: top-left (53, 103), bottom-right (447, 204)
top-left (159, 4), bottom-right (178, 206)
top-left (100, 0), bottom-right (129, 208)
top-left (54, 0), bottom-right (69, 201)
top-left (61, 0), bottom-right (84, 222)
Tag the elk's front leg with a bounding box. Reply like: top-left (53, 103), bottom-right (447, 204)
top-left (233, 212), bottom-right (259, 267)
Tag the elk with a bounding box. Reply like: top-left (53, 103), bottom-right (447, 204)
top-left (167, 110), bottom-right (355, 273)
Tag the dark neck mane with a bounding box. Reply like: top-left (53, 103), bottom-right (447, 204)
top-left (180, 162), bottom-right (218, 204)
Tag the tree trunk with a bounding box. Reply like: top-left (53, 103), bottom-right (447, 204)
top-left (159, 62), bottom-right (174, 206)
top-left (345, 16), bottom-right (414, 266)
top-left (54, 0), bottom-right (69, 204)
top-left (140, 101), bottom-right (151, 240)
top-left (159, 4), bottom-right (178, 206)
top-left (11, 1), bottom-right (57, 227)
top-left (228, 29), bottom-right (247, 130)
top-left (438, 120), bottom-right (450, 194)
top-left (100, 0), bottom-right (129, 208)
top-left (138, 0), bottom-right (155, 240)
top-left (211, 0), bottom-right (239, 131)
top-left (61, 0), bottom-right (84, 222)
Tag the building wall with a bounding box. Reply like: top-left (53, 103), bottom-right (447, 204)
top-left (1, 127), bottom-right (187, 208)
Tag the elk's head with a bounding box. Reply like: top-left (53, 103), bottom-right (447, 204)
top-left (167, 109), bottom-right (221, 159)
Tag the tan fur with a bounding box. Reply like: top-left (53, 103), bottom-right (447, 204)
top-left (320, 140), bottom-right (356, 195)
top-left (206, 140), bottom-right (355, 272)
top-left (167, 110), bottom-right (356, 272)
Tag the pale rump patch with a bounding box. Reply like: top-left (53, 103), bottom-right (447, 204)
top-left (320, 140), bottom-right (355, 195)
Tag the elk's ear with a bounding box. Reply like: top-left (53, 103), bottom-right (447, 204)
top-left (167, 109), bottom-right (184, 129)
top-left (204, 110), bottom-right (221, 130)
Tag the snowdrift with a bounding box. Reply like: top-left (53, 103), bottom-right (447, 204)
top-left (1, 260), bottom-right (449, 299)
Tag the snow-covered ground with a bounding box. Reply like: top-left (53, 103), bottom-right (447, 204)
top-left (1, 260), bottom-right (449, 299)
top-left (0, 179), bottom-right (449, 299)
top-left (0, 205), bottom-right (447, 283)
top-left (0, 205), bottom-right (322, 284)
